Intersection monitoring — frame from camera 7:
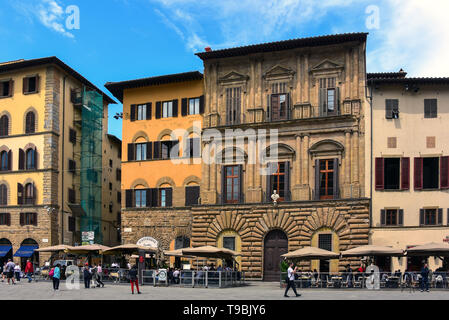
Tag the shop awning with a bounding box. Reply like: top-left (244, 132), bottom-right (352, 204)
top-left (13, 245), bottom-right (39, 257)
top-left (0, 245), bottom-right (12, 257)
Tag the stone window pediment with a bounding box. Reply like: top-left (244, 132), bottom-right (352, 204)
top-left (218, 71), bottom-right (249, 86)
top-left (309, 139), bottom-right (344, 157)
top-left (310, 59), bottom-right (344, 74)
top-left (263, 65), bottom-right (295, 82)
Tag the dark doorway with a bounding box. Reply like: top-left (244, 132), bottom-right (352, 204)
top-left (318, 234), bottom-right (332, 273)
top-left (407, 256), bottom-right (428, 272)
top-left (374, 256), bottom-right (391, 272)
top-left (423, 157), bottom-right (439, 189)
top-left (263, 229), bottom-right (288, 281)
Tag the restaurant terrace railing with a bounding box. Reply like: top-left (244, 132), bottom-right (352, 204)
top-left (142, 270), bottom-right (245, 288)
top-left (280, 272), bottom-right (449, 289)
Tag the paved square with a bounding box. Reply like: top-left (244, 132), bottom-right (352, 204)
top-left (1, 280), bottom-right (449, 300)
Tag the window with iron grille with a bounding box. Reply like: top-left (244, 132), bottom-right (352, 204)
top-left (223, 236), bottom-right (236, 251)
top-left (318, 234), bottom-right (332, 252)
top-left (226, 87), bottom-right (241, 125)
top-left (175, 236), bottom-right (190, 250)
top-left (0, 184), bottom-right (7, 205)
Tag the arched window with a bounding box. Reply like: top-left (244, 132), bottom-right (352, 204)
top-left (24, 183), bottom-right (35, 205)
top-left (0, 115), bottom-right (9, 136)
top-left (26, 148), bottom-right (36, 170)
top-left (25, 112), bottom-right (35, 134)
top-left (0, 151), bottom-right (9, 171)
top-left (0, 184), bottom-right (7, 205)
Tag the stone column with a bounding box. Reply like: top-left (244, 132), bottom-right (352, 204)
top-left (297, 134), bottom-right (310, 200)
top-left (303, 55), bottom-right (310, 103)
top-left (353, 48), bottom-right (359, 99)
top-left (296, 55), bottom-right (302, 104)
top-left (351, 130), bottom-right (360, 198)
top-left (292, 134), bottom-right (302, 200)
top-left (345, 50), bottom-right (351, 99)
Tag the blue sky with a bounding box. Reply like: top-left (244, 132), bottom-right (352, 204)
top-left (1, 0), bottom-right (448, 139)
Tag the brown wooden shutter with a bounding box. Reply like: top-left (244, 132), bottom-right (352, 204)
top-left (146, 142), bottom-right (153, 160)
top-left (181, 98), bottom-right (188, 116)
top-left (221, 166), bottom-right (226, 204)
top-left (199, 95), bottom-right (205, 114)
top-left (8, 80), bottom-right (14, 97)
top-left (166, 188), bottom-right (173, 207)
top-left (385, 99), bottom-right (393, 119)
top-left (130, 105), bottom-right (136, 121)
top-left (127, 143), bottom-right (135, 161)
top-left (419, 209), bottom-right (424, 225)
top-left (150, 189), bottom-right (158, 207)
top-left (414, 157), bottom-right (423, 190)
top-left (283, 162), bottom-right (290, 201)
top-left (6, 213), bottom-right (10, 226)
top-left (146, 103), bottom-right (152, 120)
top-left (333, 158), bottom-right (339, 199)
top-left (440, 156), bottom-right (449, 189)
top-left (7, 150), bottom-right (11, 171)
top-left (335, 87), bottom-right (340, 114)
top-left (314, 159), bottom-right (320, 200)
top-left (35, 75), bottom-right (40, 93)
top-left (34, 147), bottom-right (38, 170)
top-left (438, 208), bottom-right (443, 225)
top-left (286, 93), bottom-right (291, 120)
top-left (33, 213), bottom-right (37, 226)
top-left (447, 208), bottom-right (449, 226)
top-left (153, 142), bottom-right (161, 159)
top-left (125, 190), bottom-right (133, 208)
top-left (155, 102), bottom-right (162, 119)
top-left (266, 94), bottom-right (271, 121)
top-left (145, 189), bottom-right (152, 208)
top-left (375, 158), bottom-right (384, 190)
top-left (398, 209), bottom-right (404, 226)
top-left (380, 209), bottom-right (386, 226)
top-left (19, 149), bottom-right (25, 170)
top-left (173, 99), bottom-right (178, 117)
top-left (401, 157), bottom-right (410, 190)
top-left (23, 77), bottom-right (29, 94)
top-left (238, 165), bottom-right (244, 203)
top-left (20, 212), bottom-right (24, 226)
top-left (319, 88), bottom-right (327, 116)
top-left (17, 183), bottom-right (23, 205)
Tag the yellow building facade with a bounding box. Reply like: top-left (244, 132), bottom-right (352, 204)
top-left (106, 71), bottom-right (204, 267)
top-left (0, 57), bottom-right (119, 267)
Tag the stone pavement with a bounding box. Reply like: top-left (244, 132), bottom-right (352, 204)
top-left (1, 280), bottom-right (449, 300)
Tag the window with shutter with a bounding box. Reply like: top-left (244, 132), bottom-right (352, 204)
top-left (380, 209), bottom-right (386, 225)
top-left (172, 99), bottom-right (178, 117)
top-left (424, 99), bottom-right (437, 118)
top-left (23, 76), bottom-right (39, 94)
top-left (0, 184), bottom-right (7, 205)
top-left (68, 159), bottom-right (76, 173)
top-left (128, 143), bottom-right (135, 161)
top-left (384, 158), bottom-right (400, 190)
top-left (18, 149), bottom-right (25, 170)
top-left (199, 95), bottom-right (205, 114)
top-left (125, 190), bottom-right (133, 208)
top-left (440, 156), bottom-right (449, 189)
top-left (181, 98), bottom-right (188, 116)
top-left (385, 99), bottom-right (399, 119)
top-left (0, 80), bottom-right (12, 97)
top-left (156, 102), bottom-right (162, 119)
top-left (226, 87), bottom-right (241, 125)
top-left (0, 115), bottom-right (9, 136)
top-left (318, 159), bottom-right (335, 200)
top-left (185, 186), bottom-right (200, 206)
top-left (422, 157), bottom-right (439, 189)
top-left (25, 112), bottom-right (35, 134)
top-left (401, 158), bottom-right (410, 190)
top-left (17, 183), bottom-right (23, 205)
top-left (414, 158), bottom-right (423, 190)
top-left (69, 128), bottom-right (77, 144)
top-left (146, 103), bottom-right (152, 120)
top-left (130, 105), bottom-right (136, 121)
top-left (223, 165), bottom-right (240, 203)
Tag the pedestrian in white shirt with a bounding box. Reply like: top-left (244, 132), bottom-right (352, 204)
top-left (14, 263), bottom-right (21, 282)
top-left (284, 262), bottom-right (301, 298)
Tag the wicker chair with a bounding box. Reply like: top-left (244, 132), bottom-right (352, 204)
top-left (326, 275), bottom-right (334, 288)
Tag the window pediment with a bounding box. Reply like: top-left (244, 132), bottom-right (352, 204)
top-left (309, 139), bottom-right (344, 156)
top-left (218, 71), bottom-right (249, 85)
top-left (310, 59), bottom-right (344, 73)
top-left (263, 65), bottom-right (295, 81)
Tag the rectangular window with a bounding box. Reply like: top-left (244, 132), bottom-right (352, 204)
top-left (68, 217), bottom-right (76, 232)
top-left (423, 157), bottom-right (439, 189)
top-left (386, 209), bottom-right (398, 226)
top-left (223, 237), bottom-right (236, 251)
top-left (385, 99), bottom-right (399, 119)
top-left (318, 234), bottom-right (332, 252)
top-left (137, 104), bottom-right (147, 120)
top-left (159, 188), bottom-right (172, 207)
top-left (135, 190), bottom-right (146, 208)
top-left (424, 99), bottom-right (437, 118)
top-left (319, 159), bottom-right (334, 200)
top-left (185, 138), bottom-right (201, 158)
top-left (109, 183), bottom-right (112, 191)
top-left (117, 191), bottom-right (121, 204)
top-left (189, 98), bottom-right (200, 115)
top-left (384, 158), bottom-right (400, 190)
top-left (162, 101), bottom-right (173, 118)
top-left (68, 188), bottom-right (75, 203)
top-left (23, 76), bottom-right (39, 94)
top-left (135, 143), bottom-right (147, 161)
top-left (0, 80), bottom-right (12, 98)
top-left (424, 209), bottom-right (437, 225)
top-left (116, 169), bottom-right (121, 181)
top-left (269, 162), bottom-right (286, 201)
top-left (319, 78), bottom-right (338, 116)
top-left (0, 213), bottom-right (9, 226)
top-left (68, 159), bottom-right (76, 174)
top-left (271, 94), bottom-right (288, 121)
top-left (226, 87), bottom-right (241, 125)
top-left (109, 159), bottom-right (113, 168)
top-left (185, 186), bottom-right (200, 206)
top-left (24, 212), bottom-right (37, 226)
top-left (224, 165), bottom-right (240, 203)
top-left (69, 129), bottom-right (77, 144)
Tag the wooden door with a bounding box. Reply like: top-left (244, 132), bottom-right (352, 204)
top-left (263, 230), bottom-right (288, 281)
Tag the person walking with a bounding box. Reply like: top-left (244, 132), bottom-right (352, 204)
top-left (83, 265), bottom-right (91, 289)
top-left (420, 263), bottom-right (430, 292)
top-left (52, 264), bottom-right (61, 291)
top-left (97, 264), bottom-right (104, 287)
top-left (5, 259), bottom-right (15, 285)
top-left (14, 263), bottom-right (21, 282)
top-left (93, 265), bottom-right (105, 288)
top-left (24, 260), bottom-right (34, 283)
top-left (284, 262), bottom-right (301, 298)
top-left (129, 265), bottom-right (141, 294)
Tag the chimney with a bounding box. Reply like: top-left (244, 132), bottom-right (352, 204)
top-left (205, 47), bottom-right (212, 52)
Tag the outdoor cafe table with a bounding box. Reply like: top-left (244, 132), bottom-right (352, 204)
top-left (332, 276), bottom-right (343, 288)
top-left (387, 276), bottom-right (400, 288)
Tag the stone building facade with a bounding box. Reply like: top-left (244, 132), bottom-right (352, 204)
top-left (194, 33), bottom-right (371, 280)
top-left (0, 57), bottom-right (117, 267)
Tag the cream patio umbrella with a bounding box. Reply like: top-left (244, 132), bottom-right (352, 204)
top-left (35, 245), bottom-right (74, 253)
top-left (181, 246), bottom-right (241, 259)
top-left (340, 245), bottom-right (404, 257)
top-left (164, 249), bottom-right (195, 258)
top-left (405, 242), bottom-right (449, 257)
top-left (101, 244), bottom-right (158, 255)
top-left (64, 244), bottom-right (111, 255)
top-left (282, 246), bottom-right (340, 260)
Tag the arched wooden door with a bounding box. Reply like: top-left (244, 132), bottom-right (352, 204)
top-left (263, 229), bottom-right (288, 281)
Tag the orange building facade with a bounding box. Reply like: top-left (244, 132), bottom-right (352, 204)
top-left (105, 72), bottom-right (204, 266)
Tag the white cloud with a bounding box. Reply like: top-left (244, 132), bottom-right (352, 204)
top-left (368, 0), bottom-right (449, 76)
top-left (37, 0), bottom-right (74, 38)
top-left (150, 0), bottom-right (360, 52)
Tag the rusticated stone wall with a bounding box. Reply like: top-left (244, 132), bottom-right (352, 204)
top-left (191, 199), bottom-right (370, 279)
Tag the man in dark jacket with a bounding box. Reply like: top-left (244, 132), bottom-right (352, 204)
top-left (129, 265), bottom-right (141, 294)
top-left (420, 263), bottom-right (430, 292)
top-left (83, 265), bottom-right (91, 289)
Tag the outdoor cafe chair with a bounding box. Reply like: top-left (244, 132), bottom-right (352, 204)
top-left (341, 277), bottom-right (349, 288)
top-left (353, 276), bottom-right (363, 288)
top-left (326, 275), bottom-right (334, 288)
top-left (310, 277), bottom-right (320, 288)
